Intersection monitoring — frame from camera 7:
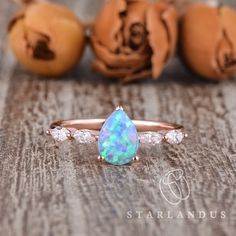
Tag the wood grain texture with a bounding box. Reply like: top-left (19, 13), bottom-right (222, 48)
top-left (0, 0), bottom-right (236, 236)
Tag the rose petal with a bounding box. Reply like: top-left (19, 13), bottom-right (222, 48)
top-left (123, 0), bottom-right (149, 51)
top-left (92, 60), bottom-right (136, 78)
top-left (161, 4), bottom-right (178, 59)
top-left (146, 3), bottom-right (171, 78)
top-left (92, 59), bottom-right (151, 83)
top-left (123, 69), bottom-right (152, 83)
top-left (24, 29), bottom-right (55, 60)
top-left (216, 30), bottom-right (234, 75)
top-left (93, 0), bottom-right (126, 52)
top-left (218, 6), bottom-right (236, 76)
top-left (220, 6), bottom-right (236, 43)
top-left (24, 2), bottom-right (79, 37)
top-left (91, 36), bottom-right (149, 68)
top-left (8, 9), bottom-right (25, 32)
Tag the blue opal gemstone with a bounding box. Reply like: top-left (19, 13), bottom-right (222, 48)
top-left (98, 109), bottom-right (139, 165)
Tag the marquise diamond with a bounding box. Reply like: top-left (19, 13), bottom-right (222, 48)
top-left (139, 132), bottom-right (163, 145)
top-left (165, 130), bottom-right (184, 144)
top-left (49, 127), bottom-right (70, 142)
top-left (73, 130), bottom-right (96, 143)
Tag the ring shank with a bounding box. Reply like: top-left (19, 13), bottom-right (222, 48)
top-left (50, 119), bottom-right (183, 132)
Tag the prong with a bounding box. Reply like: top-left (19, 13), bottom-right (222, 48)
top-left (66, 133), bottom-right (73, 140)
top-left (115, 106), bottom-right (124, 111)
top-left (133, 156), bottom-right (139, 161)
top-left (46, 130), bottom-right (51, 136)
top-left (98, 155), bottom-right (104, 161)
top-left (163, 135), bottom-right (167, 142)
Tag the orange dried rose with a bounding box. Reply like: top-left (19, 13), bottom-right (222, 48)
top-left (8, 2), bottom-right (85, 77)
top-left (91, 0), bottom-right (177, 82)
top-left (180, 3), bottom-right (236, 80)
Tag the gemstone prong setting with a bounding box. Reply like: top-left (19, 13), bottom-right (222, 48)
top-left (98, 155), bottom-right (104, 160)
top-left (133, 156), bottom-right (139, 161)
top-left (46, 130), bottom-right (51, 136)
top-left (66, 133), bottom-right (73, 140)
top-left (115, 106), bottom-right (124, 111)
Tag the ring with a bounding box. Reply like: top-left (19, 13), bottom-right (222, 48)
top-left (47, 106), bottom-right (188, 165)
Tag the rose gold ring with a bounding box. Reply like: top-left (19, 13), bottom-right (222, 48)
top-left (47, 106), bottom-right (187, 165)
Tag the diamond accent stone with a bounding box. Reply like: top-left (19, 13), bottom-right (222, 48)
top-left (165, 130), bottom-right (184, 144)
top-left (139, 132), bottom-right (163, 145)
top-left (73, 130), bottom-right (96, 143)
top-left (49, 127), bottom-right (70, 142)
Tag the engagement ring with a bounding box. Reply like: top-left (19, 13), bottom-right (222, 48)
top-left (47, 106), bottom-right (187, 165)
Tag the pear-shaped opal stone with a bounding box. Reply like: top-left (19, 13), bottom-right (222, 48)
top-left (98, 109), bottom-right (139, 165)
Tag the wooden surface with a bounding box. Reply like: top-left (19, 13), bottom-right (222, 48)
top-left (0, 0), bottom-right (236, 236)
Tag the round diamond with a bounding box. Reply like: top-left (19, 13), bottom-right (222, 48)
top-left (165, 130), bottom-right (184, 144)
top-left (73, 130), bottom-right (96, 143)
top-left (139, 132), bottom-right (163, 145)
top-left (49, 127), bottom-right (70, 142)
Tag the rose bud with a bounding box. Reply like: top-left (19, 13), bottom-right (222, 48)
top-left (180, 3), bottom-right (236, 80)
top-left (8, 2), bottom-right (85, 77)
top-left (90, 0), bottom-right (177, 82)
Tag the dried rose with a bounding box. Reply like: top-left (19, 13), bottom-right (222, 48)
top-left (180, 3), bottom-right (236, 80)
top-left (90, 0), bottom-right (177, 82)
top-left (8, 2), bottom-right (85, 77)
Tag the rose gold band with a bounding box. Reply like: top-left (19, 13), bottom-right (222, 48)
top-left (50, 119), bottom-right (183, 132)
